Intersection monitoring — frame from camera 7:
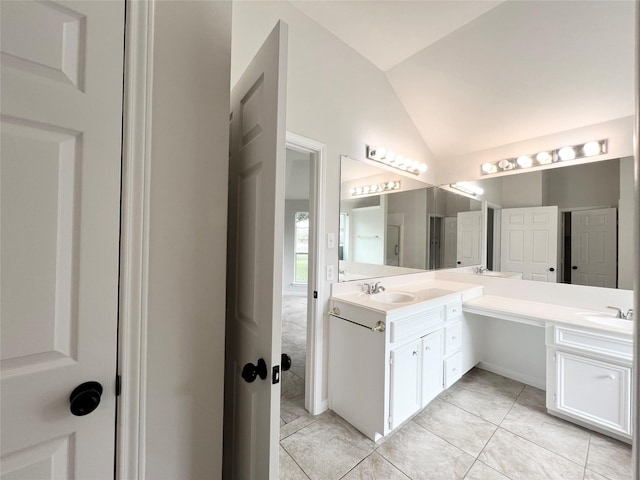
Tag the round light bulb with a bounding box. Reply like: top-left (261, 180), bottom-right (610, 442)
top-left (374, 147), bottom-right (386, 160)
top-left (349, 188), bottom-right (356, 195)
top-left (387, 181), bottom-right (395, 189)
top-left (583, 141), bottom-right (601, 156)
top-left (403, 157), bottom-right (413, 166)
top-left (355, 187), bottom-right (362, 195)
top-left (536, 151), bottom-right (552, 164)
top-left (558, 147), bottom-right (575, 161)
top-left (394, 155), bottom-right (404, 165)
top-left (481, 163), bottom-right (494, 173)
top-left (516, 156), bottom-right (533, 168)
top-left (370, 185), bottom-right (378, 193)
top-left (362, 186), bottom-right (370, 194)
top-left (386, 151), bottom-right (396, 162)
top-left (498, 159), bottom-right (513, 170)
top-left (419, 164), bottom-right (428, 172)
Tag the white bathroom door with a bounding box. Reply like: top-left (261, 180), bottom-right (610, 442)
top-left (224, 21), bottom-right (288, 479)
top-left (1, 1), bottom-right (124, 478)
top-left (571, 208), bottom-right (617, 288)
top-left (501, 206), bottom-right (558, 281)
top-left (456, 211), bottom-right (482, 267)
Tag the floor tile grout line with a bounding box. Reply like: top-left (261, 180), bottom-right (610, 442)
top-left (280, 442), bottom-right (312, 480)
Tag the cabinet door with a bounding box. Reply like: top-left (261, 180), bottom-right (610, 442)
top-left (421, 330), bottom-right (443, 407)
top-left (390, 340), bottom-right (421, 429)
top-left (555, 351), bottom-right (631, 435)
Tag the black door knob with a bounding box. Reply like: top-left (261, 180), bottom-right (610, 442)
top-left (572, 266), bottom-right (578, 270)
top-left (70, 381), bottom-right (103, 416)
top-left (241, 358), bottom-right (267, 383)
top-left (549, 267), bottom-right (555, 272)
top-left (457, 261), bottom-right (461, 265)
top-left (281, 353), bottom-right (292, 372)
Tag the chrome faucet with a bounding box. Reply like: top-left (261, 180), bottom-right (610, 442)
top-left (363, 281), bottom-right (386, 294)
top-left (607, 306), bottom-right (634, 320)
top-left (474, 266), bottom-right (488, 275)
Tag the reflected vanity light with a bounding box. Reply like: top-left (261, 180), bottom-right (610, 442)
top-left (349, 180), bottom-right (401, 197)
top-left (480, 139), bottom-right (608, 175)
top-left (450, 182), bottom-right (484, 196)
top-left (366, 145), bottom-right (428, 175)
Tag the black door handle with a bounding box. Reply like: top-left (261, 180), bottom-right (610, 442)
top-left (457, 261), bottom-right (461, 265)
top-left (572, 266), bottom-right (578, 270)
top-left (241, 358), bottom-right (267, 383)
top-left (281, 353), bottom-right (292, 372)
top-left (70, 381), bottom-right (103, 416)
top-left (549, 267), bottom-right (555, 272)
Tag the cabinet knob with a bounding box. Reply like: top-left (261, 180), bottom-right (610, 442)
top-left (607, 374), bottom-right (615, 380)
top-left (425, 346), bottom-right (430, 351)
top-left (413, 351), bottom-right (418, 356)
top-left (451, 336), bottom-right (456, 341)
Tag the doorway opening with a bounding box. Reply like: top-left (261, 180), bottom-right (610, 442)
top-left (281, 147), bottom-right (311, 422)
top-left (281, 133), bottom-right (326, 420)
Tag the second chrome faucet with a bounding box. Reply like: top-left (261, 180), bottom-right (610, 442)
top-left (363, 281), bottom-right (385, 294)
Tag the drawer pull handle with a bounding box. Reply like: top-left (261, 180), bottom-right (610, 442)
top-left (425, 346), bottom-right (430, 351)
top-left (413, 351), bottom-right (418, 356)
top-left (607, 374), bottom-right (616, 380)
top-left (372, 321), bottom-right (386, 333)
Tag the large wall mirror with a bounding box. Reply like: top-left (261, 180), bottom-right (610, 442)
top-left (339, 155), bottom-right (633, 290)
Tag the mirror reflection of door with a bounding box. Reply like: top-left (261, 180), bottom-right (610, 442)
top-left (443, 217), bottom-right (457, 268)
top-left (501, 206), bottom-right (559, 281)
top-left (428, 216), bottom-right (442, 270)
top-left (386, 225), bottom-right (401, 266)
top-left (570, 208), bottom-right (617, 288)
top-left (456, 211), bottom-right (482, 266)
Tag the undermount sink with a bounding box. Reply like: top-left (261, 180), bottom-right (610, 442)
top-left (369, 291), bottom-right (419, 304)
top-left (575, 312), bottom-right (629, 327)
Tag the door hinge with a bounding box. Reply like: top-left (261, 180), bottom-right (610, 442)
top-left (115, 374), bottom-right (121, 397)
top-left (553, 353), bottom-right (557, 363)
top-left (313, 290), bottom-right (318, 299)
top-left (389, 355), bottom-right (393, 366)
top-left (388, 416), bottom-right (393, 429)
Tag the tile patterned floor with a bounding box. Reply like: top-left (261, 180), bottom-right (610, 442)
top-left (280, 368), bottom-right (632, 480)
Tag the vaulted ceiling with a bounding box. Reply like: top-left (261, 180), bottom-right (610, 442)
top-left (289, 0), bottom-right (635, 160)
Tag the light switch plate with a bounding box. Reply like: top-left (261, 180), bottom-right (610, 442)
top-left (326, 265), bottom-right (335, 281)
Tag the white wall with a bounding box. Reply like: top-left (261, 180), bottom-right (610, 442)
top-left (284, 199), bottom-right (310, 294)
top-left (501, 171), bottom-right (543, 208)
top-left (232, 1), bottom-right (434, 406)
top-left (145, 2), bottom-right (230, 478)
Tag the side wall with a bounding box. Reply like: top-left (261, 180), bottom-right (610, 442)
top-left (145, 2), bottom-right (231, 477)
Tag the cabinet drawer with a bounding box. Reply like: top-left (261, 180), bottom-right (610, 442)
top-left (444, 351), bottom-right (462, 388)
top-left (446, 302), bottom-right (462, 321)
top-left (390, 308), bottom-right (444, 344)
top-left (444, 322), bottom-right (462, 356)
top-left (549, 325), bottom-right (632, 362)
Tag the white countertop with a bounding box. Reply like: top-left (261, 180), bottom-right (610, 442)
top-left (330, 279), bottom-right (483, 315)
top-left (464, 295), bottom-right (633, 336)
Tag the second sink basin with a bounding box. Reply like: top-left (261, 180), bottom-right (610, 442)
top-left (575, 312), bottom-right (629, 327)
top-left (369, 291), bottom-right (419, 304)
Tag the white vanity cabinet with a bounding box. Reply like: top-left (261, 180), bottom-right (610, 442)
top-left (329, 294), bottom-right (467, 441)
top-left (546, 324), bottom-right (633, 440)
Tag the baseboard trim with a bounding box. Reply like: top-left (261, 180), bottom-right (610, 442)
top-left (477, 361), bottom-right (546, 390)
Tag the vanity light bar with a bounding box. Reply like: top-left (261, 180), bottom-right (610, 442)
top-left (349, 180), bottom-right (401, 196)
top-left (366, 145), bottom-right (428, 176)
top-left (480, 139), bottom-right (608, 175)
top-left (450, 182), bottom-right (484, 196)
